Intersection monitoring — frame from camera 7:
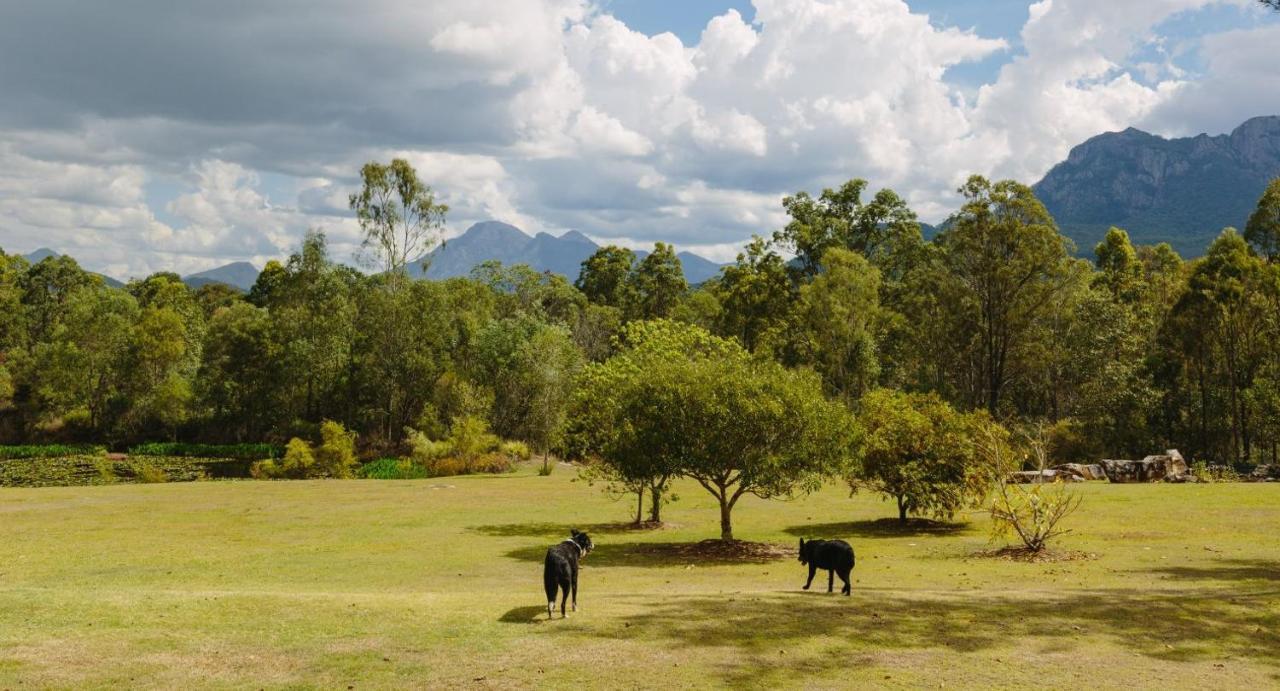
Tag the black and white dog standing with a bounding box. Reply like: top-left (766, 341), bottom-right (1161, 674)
top-left (798, 538), bottom-right (855, 596)
top-left (544, 529), bottom-right (593, 619)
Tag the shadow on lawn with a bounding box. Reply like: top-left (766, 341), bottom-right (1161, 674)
top-left (503, 541), bottom-right (788, 568)
top-left (1147, 559), bottom-right (1280, 583)
top-left (471, 521), bottom-right (663, 539)
top-left (544, 585), bottom-right (1280, 686)
top-left (784, 518), bottom-right (972, 541)
top-left (498, 606), bottom-right (548, 624)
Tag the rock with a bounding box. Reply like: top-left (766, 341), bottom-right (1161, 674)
top-left (1052, 463), bottom-right (1107, 481)
top-left (1101, 450), bottom-right (1191, 483)
top-left (1008, 470), bottom-right (1083, 484)
top-left (1248, 465), bottom-right (1280, 482)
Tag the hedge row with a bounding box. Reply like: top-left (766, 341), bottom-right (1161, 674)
top-left (0, 455), bottom-right (254, 487)
top-left (0, 444), bottom-right (106, 460)
top-left (127, 443), bottom-right (283, 460)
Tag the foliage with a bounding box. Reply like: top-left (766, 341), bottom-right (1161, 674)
top-left (575, 246), bottom-right (636, 307)
top-left (348, 159), bottom-right (448, 275)
top-left (132, 461), bottom-right (169, 484)
top-left (573, 320), bottom-right (856, 539)
top-left (127, 442), bottom-right (282, 460)
top-left (0, 444), bottom-right (106, 459)
top-left (358, 457), bottom-right (431, 480)
top-left (626, 243), bottom-right (687, 320)
top-left (315, 420), bottom-right (358, 478)
top-left (849, 389), bottom-right (989, 523)
top-left (982, 423), bottom-right (1083, 553)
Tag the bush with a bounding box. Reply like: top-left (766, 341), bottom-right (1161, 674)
top-left (500, 440), bottom-right (531, 462)
top-left (358, 457), bottom-right (431, 480)
top-left (133, 462), bottom-right (169, 484)
top-left (982, 424), bottom-right (1082, 553)
top-left (0, 444), bottom-right (105, 460)
top-left (448, 415), bottom-right (499, 472)
top-left (315, 420), bottom-right (357, 478)
top-left (1191, 460), bottom-right (1240, 483)
top-left (128, 442), bottom-right (282, 460)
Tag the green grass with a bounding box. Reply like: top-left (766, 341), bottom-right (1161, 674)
top-left (0, 468), bottom-right (1277, 689)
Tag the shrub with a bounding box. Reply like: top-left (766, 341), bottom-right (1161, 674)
top-left (448, 415), bottom-right (499, 473)
top-left (537, 461), bottom-right (554, 476)
top-left (133, 462), bottom-right (169, 484)
top-left (982, 424), bottom-right (1082, 553)
top-left (1191, 460), bottom-right (1240, 483)
top-left (358, 457), bottom-right (431, 480)
top-left (407, 430), bottom-right (452, 464)
top-left (127, 442), bottom-right (283, 460)
top-left (280, 440), bottom-right (317, 478)
top-left (315, 420), bottom-right (357, 478)
top-left (0, 444), bottom-right (105, 460)
top-left (500, 440), bottom-right (531, 462)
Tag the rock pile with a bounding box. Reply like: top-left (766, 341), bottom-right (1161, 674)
top-left (1100, 450), bottom-right (1192, 483)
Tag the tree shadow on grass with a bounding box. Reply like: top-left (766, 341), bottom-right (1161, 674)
top-left (784, 518), bottom-right (972, 541)
top-left (471, 521), bottom-right (664, 539)
top-left (503, 540), bottom-right (790, 568)
top-left (498, 605), bottom-right (548, 624)
top-left (1146, 559), bottom-right (1280, 583)
top-left (548, 584), bottom-right (1280, 686)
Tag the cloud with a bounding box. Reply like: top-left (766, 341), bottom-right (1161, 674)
top-left (0, 0), bottom-right (1273, 277)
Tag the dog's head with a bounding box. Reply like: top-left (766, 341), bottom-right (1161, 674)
top-left (798, 538), bottom-right (817, 564)
top-left (570, 529), bottom-right (594, 556)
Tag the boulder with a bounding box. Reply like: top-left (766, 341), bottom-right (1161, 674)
top-left (1101, 450), bottom-right (1192, 483)
top-left (1008, 470), bottom-right (1083, 484)
top-left (1248, 465), bottom-right (1279, 482)
top-left (1052, 463), bottom-right (1107, 481)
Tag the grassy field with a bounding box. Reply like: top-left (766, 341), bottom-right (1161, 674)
top-left (0, 466), bottom-right (1277, 689)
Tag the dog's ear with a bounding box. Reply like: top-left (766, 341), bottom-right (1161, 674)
top-left (571, 529), bottom-right (580, 537)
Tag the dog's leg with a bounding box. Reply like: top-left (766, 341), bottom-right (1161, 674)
top-left (803, 564), bottom-right (816, 590)
top-left (559, 577), bottom-right (571, 618)
top-left (571, 563), bottom-right (579, 612)
top-left (547, 600), bottom-right (554, 619)
top-left (840, 568), bottom-right (851, 596)
top-left (828, 569), bottom-right (834, 593)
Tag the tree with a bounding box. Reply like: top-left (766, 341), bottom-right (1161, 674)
top-left (569, 320), bottom-right (741, 523)
top-left (849, 389), bottom-right (987, 524)
top-left (1174, 229), bottom-right (1270, 463)
top-left (713, 236), bottom-right (793, 352)
top-left (1246, 178), bottom-right (1280, 262)
top-left (574, 320), bottom-right (854, 539)
top-left (626, 243), bottom-right (687, 320)
top-left (783, 248), bottom-right (881, 401)
top-left (349, 158), bottom-right (448, 276)
top-left (575, 246), bottom-right (635, 307)
top-left (1094, 227), bottom-right (1144, 301)
top-left (932, 176), bottom-right (1076, 415)
top-left (197, 302), bottom-right (281, 441)
top-left (774, 179), bottom-right (921, 278)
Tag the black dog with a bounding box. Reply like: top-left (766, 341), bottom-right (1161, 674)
top-left (798, 538), bottom-right (855, 596)
top-left (544, 529), bottom-right (593, 619)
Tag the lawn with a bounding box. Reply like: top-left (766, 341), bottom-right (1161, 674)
top-left (0, 467), bottom-right (1277, 689)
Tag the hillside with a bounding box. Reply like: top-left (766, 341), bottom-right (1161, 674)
top-left (412, 221), bottom-right (725, 284)
top-left (1033, 116), bottom-right (1280, 257)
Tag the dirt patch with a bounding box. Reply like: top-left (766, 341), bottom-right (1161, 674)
top-left (628, 539), bottom-right (792, 563)
top-left (971, 546), bottom-right (1098, 563)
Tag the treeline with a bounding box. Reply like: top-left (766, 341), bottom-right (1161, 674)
top-left (1, 163), bottom-right (1279, 468)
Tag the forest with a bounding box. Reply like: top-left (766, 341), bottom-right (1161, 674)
top-left (2, 160), bottom-right (1280, 478)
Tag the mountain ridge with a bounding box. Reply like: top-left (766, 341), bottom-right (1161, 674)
top-left (1032, 115), bottom-right (1280, 257)
top-left (412, 221), bottom-right (726, 284)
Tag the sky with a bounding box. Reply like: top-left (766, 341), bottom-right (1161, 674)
top-left (0, 0), bottom-right (1277, 279)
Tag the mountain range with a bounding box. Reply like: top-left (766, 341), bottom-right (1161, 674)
top-left (15, 116), bottom-right (1279, 289)
top-left (1033, 115), bottom-right (1280, 258)
top-left (409, 221), bottom-right (726, 284)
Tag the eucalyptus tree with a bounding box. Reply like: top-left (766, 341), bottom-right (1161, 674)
top-left (349, 158), bottom-right (448, 277)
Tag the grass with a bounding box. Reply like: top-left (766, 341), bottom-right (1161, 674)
top-left (0, 468), bottom-right (1277, 689)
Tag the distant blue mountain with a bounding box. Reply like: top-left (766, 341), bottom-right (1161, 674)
top-left (21, 248), bottom-right (124, 288)
top-left (183, 262), bottom-right (259, 291)
top-left (412, 221), bottom-right (726, 284)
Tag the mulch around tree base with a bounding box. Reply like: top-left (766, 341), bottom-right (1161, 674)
top-left (631, 539), bottom-right (793, 562)
top-left (971, 546), bottom-right (1099, 563)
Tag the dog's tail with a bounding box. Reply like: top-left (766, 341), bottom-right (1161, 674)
top-left (543, 552), bottom-right (558, 602)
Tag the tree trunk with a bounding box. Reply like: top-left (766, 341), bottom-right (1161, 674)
top-left (897, 495), bottom-right (908, 524)
top-left (719, 497), bottom-right (733, 541)
top-left (648, 481), bottom-right (662, 523)
top-left (634, 485), bottom-right (644, 525)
